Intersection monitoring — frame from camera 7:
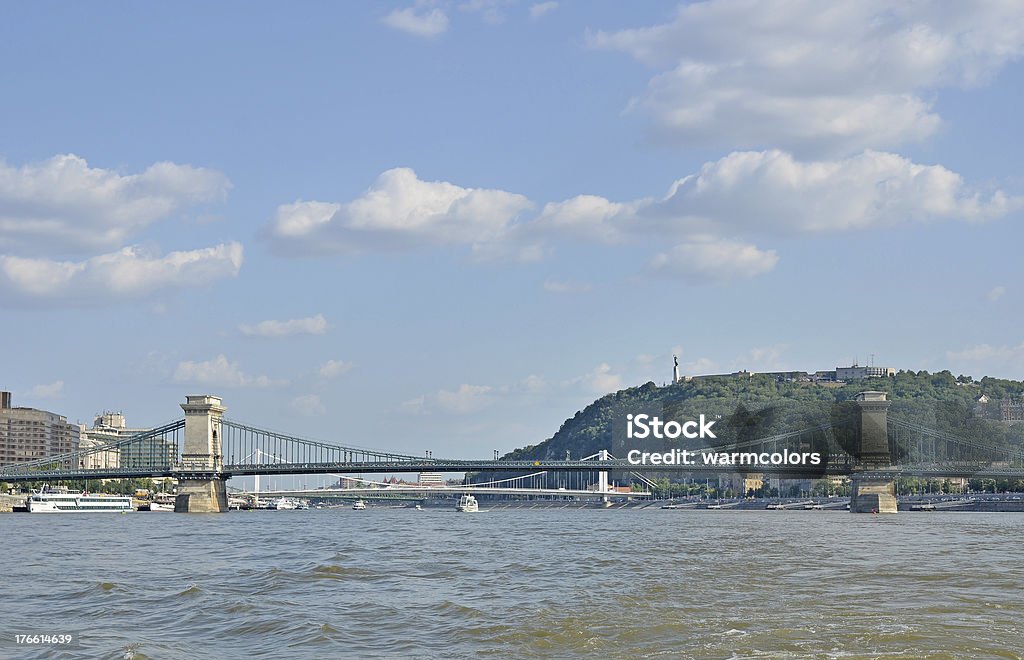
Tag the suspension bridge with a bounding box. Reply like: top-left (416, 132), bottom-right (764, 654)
top-left (2, 392), bottom-right (1023, 513)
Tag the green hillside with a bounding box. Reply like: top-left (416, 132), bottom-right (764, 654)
top-left (503, 370), bottom-right (1024, 462)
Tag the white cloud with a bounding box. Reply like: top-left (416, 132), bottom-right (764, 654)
top-left (383, 5), bottom-right (450, 38)
top-left (532, 195), bottom-right (638, 244)
top-left (523, 150), bottom-right (1018, 270)
top-left (0, 154), bottom-right (230, 254)
top-left (318, 359), bottom-right (354, 379)
top-left (459, 0), bottom-right (513, 24)
top-left (655, 150), bottom-right (1019, 233)
top-left (729, 344), bottom-right (789, 372)
top-left (520, 374), bottom-right (546, 393)
top-left (265, 168), bottom-right (532, 256)
top-left (542, 279), bottom-right (592, 294)
top-left (436, 383), bottom-right (494, 414)
top-left (988, 286), bottom-right (1007, 302)
top-left (588, 1), bottom-right (1024, 154)
top-left (946, 342), bottom-right (1024, 377)
top-left (529, 1), bottom-right (558, 19)
top-left (27, 380), bottom-right (64, 399)
top-left (265, 149), bottom-right (1016, 285)
top-left (947, 343), bottom-right (1024, 362)
top-left (567, 363), bottom-right (622, 395)
top-left (289, 394), bottom-right (326, 417)
top-left (648, 237), bottom-right (778, 282)
top-left (239, 314), bottom-right (328, 338)
top-left (0, 242), bottom-right (243, 305)
top-left (400, 395), bottom-right (427, 415)
top-left (173, 354), bottom-right (281, 389)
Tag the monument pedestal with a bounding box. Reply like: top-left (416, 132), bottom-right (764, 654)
top-left (850, 473), bottom-right (898, 514)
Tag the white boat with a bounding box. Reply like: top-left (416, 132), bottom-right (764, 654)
top-left (414, 504), bottom-right (423, 510)
top-left (352, 500), bottom-right (367, 510)
top-left (26, 490), bottom-right (133, 513)
top-left (272, 497), bottom-right (298, 510)
top-left (146, 494), bottom-right (176, 512)
top-left (455, 494), bottom-right (479, 512)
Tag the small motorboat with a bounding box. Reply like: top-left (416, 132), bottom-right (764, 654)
top-left (455, 494), bottom-right (479, 512)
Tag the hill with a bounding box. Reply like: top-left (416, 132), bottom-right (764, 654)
top-left (502, 370), bottom-right (1024, 463)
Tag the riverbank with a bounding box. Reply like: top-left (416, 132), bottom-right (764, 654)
top-left (0, 493), bottom-right (22, 512)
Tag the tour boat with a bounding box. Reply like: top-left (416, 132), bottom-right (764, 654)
top-left (352, 500), bottom-right (367, 510)
top-left (26, 490), bottom-right (133, 513)
top-left (272, 497), bottom-right (299, 510)
top-left (455, 494), bottom-right (479, 512)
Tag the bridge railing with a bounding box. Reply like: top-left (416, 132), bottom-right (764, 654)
top-left (219, 419), bottom-right (428, 469)
top-left (888, 417), bottom-right (1024, 467)
top-left (0, 419), bottom-right (185, 480)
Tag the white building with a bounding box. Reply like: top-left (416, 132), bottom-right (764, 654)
top-left (418, 472), bottom-right (444, 485)
top-left (81, 411), bottom-right (175, 468)
top-left (0, 391), bottom-right (80, 466)
top-left (835, 365), bottom-right (896, 380)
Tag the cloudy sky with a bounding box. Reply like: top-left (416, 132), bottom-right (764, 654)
top-left (2, 1), bottom-right (1024, 458)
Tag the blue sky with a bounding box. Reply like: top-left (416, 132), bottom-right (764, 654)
top-left (2, 1), bottom-right (1024, 460)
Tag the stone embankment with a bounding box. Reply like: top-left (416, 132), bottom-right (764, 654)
top-left (0, 494), bottom-right (24, 512)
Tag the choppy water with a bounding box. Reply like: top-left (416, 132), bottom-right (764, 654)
top-left (2, 507), bottom-right (1023, 659)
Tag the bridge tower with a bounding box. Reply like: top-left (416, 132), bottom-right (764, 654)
top-left (174, 395), bottom-right (228, 513)
top-left (849, 391), bottom-right (898, 514)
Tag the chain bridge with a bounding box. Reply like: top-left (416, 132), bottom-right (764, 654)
top-left (2, 393), bottom-right (1023, 513)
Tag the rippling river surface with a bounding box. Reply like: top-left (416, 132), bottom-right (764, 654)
top-left (3, 507), bottom-right (1023, 659)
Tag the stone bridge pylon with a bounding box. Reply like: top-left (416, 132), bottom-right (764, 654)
top-left (174, 395), bottom-right (228, 513)
top-left (849, 391), bottom-right (898, 514)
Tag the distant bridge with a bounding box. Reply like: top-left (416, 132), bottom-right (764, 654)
top-left (2, 393), bottom-right (1024, 513)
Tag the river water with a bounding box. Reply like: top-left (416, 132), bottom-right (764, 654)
top-left (2, 507), bottom-right (1022, 659)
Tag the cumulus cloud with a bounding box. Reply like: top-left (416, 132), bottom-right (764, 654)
top-left (173, 354), bottom-right (281, 389)
top-left (0, 154), bottom-right (230, 254)
top-left (0, 242), bottom-right (243, 305)
top-left (654, 150), bottom-right (1019, 233)
top-left (27, 380), bottom-right (64, 399)
top-left (239, 313), bottom-right (328, 338)
top-left (988, 286), bottom-right (1007, 302)
top-left (566, 363), bottom-right (622, 395)
top-left (648, 238), bottom-right (778, 282)
top-left (588, 1), bottom-right (1024, 154)
top-left (289, 394), bottom-right (326, 417)
top-left (459, 0), bottom-right (514, 24)
top-left (400, 395), bottom-right (427, 415)
top-left (265, 168), bottom-right (532, 256)
top-left (382, 5), bottom-right (450, 38)
top-left (521, 149), bottom-right (1017, 281)
top-left (318, 359), bottom-right (354, 379)
top-left (436, 383), bottom-right (495, 414)
top-left (529, 1), bottom-right (558, 19)
top-left (265, 148), bottom-right (1016, 285)
top-left (402, 374), bottom-right (550, 416)
top-left (532, 195), bottom-right (638, 244)
top-left (946, 342), bottom-right (1024, 378)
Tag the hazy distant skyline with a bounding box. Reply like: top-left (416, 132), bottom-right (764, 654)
top-left (2, 1), bottom-right (1024, 457)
